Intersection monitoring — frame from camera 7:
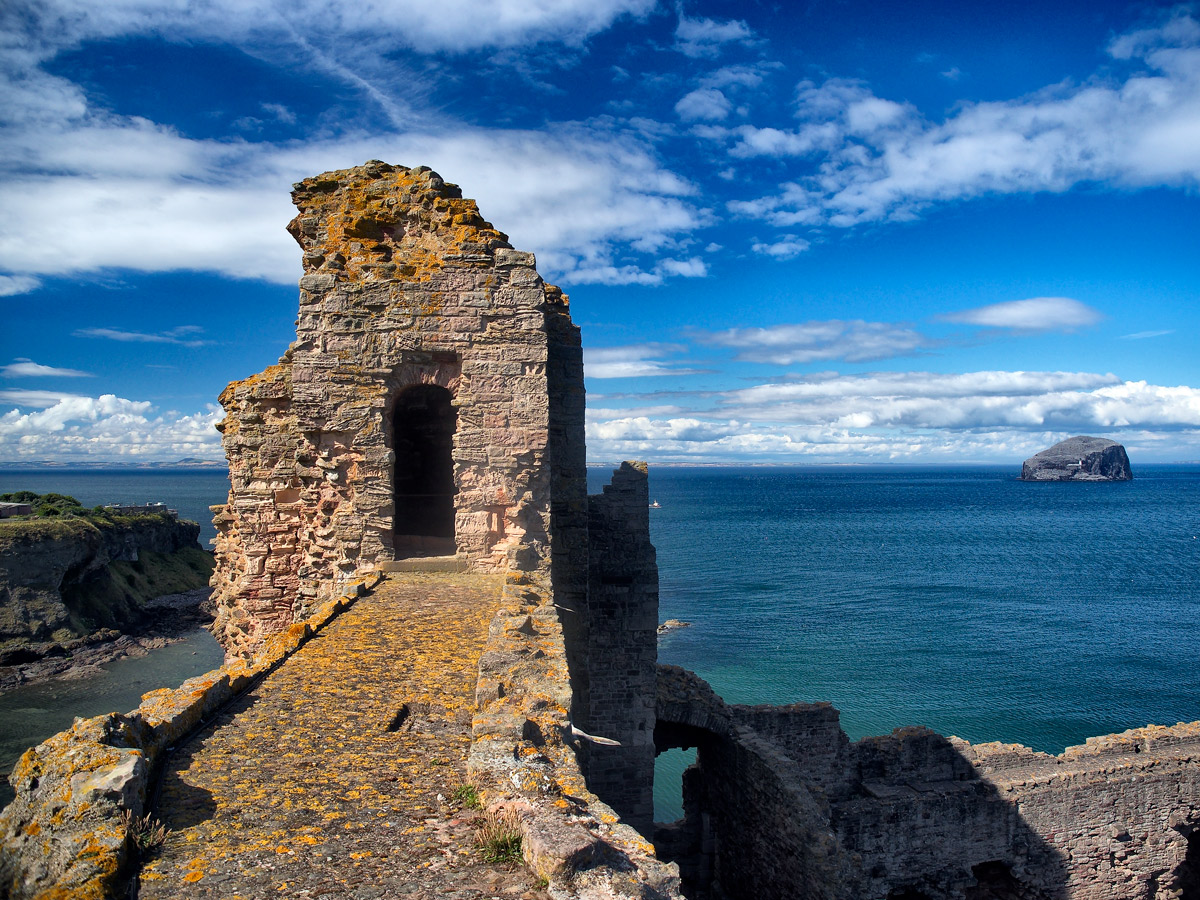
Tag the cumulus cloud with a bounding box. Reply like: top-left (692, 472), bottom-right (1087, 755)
top-left (749, 236), bottom-right (810, 259)
top-left (0, 0), bottom-right (704, 293)
top-left (676, 88), bottom-right (733, 122)
top-left (0, 393), bottom-right (223, 462)
top-left (675, 13), bottom-right (755, 58)
top-left (583, 369), bottom-right (1200, 462)
top-left (940, 297), bottom-right (1103, 332)
top-left (1, 359), bottom-right (93, 377)
top-left (698, 320), bottom-right (928, 364)
top-left (723, 11), bottom-right (1200, 229)
top-left (583, 343), bottom-right (705, 379)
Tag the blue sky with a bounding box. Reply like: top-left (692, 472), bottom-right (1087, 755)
top-left (1, 0), bottom-right (1198, 465)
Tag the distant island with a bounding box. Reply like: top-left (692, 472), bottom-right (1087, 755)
top-left (1020, 436), bottom-right (1133, 482)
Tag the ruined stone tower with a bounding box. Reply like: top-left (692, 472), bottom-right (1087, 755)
top-left (210, 161), bottom-right (657, 831)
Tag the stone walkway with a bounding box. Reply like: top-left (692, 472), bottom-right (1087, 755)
top-left (140, 574), bottom-right (550, 900)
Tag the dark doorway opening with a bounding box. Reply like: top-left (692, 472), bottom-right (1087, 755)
top-left (1175, 826), bottom-right (1200, 899)
top-left (964, 861), bottom-right (1023, 900)
top-left (392, 384), bottom-right (457, 557)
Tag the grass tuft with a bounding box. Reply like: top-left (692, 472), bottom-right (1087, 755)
top-left (452, 783), bottom-right (481, 809)
top-left (122, 810), bottom-right (169, 857)
top-left (474, 807), bottom-right (523, 865)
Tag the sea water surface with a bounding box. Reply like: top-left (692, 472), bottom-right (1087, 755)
top-left (587, 464), bottom-right (1200, 821)
top-left (2, 467), bottom-right (1198, 820)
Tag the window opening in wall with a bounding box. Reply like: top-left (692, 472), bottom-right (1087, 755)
top-left (392, 384), bottom-right (457, 557)
top-left (654, 747), bottom-right (697, 824)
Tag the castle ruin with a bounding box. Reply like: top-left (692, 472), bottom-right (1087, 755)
top-left (198, 161), bottom-right (1200, 899)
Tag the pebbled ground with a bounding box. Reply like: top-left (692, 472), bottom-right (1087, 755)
top-left (140, 574), bottom-right (549, 900)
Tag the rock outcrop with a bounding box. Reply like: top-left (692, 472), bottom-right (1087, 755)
top-left (0, 515), bottom-right (211, 656)
top-left (1019, 435), bottom-right (1133, 481)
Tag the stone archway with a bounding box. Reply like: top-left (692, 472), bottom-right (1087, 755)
top-left (392, 384), bottom-right (457, 557)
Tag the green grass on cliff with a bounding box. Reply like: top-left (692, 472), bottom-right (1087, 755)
top-left (65, 548), bottom-right (215, 633)
top-left (0, 515), bottom-right (96, 547)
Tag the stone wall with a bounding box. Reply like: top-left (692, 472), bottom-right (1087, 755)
top-left (212, 162), bottom-right (572, 658)
top-left (583, 462), bottom-right (660, 836)
top-left (656, 664), bottom-right (1200, 900)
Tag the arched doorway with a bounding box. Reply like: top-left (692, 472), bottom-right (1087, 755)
top-left (392, 384), bottom-right (457, 557)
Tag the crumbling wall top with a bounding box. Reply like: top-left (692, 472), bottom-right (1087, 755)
top-left (286, 161), bottom-right (513, 285)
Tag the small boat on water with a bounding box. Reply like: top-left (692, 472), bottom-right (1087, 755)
top-left (649, 500), bottom-right (661, 508)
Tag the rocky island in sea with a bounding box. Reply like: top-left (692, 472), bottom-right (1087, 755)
top-left (1019, 435), bottom-right (1133, 482)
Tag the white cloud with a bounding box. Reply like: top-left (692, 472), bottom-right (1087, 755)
top-left (75, 326), bottom-right (211, 347)
top-left (0, 0), bottom-right (704, 291)
top-left (730, 12), bottom-right (1200, 229)
top-left (700, 64), bottom-right (772, 91)
top-left (1122, 329), bottom-right (1175, 340)
top-left (656, 256), bottom-right (708, 278)
top-left (675, 13), bottom-right (755, 58)
top-left (0, 389), bottom-right (90, 408)
top-left (0, 119), bottom-right (708, 289)
top-left (940, 297), bottom-right (1103, 331)
top-left (0, 393), bottom-right (223, 461)
top-left (699, 320), bottom-right (927, 364)
top-left (1, 359), bottom-right (93, 377)
top-left (583, 343), bottom-right (704, 378)
top-left (750, 236), bottom-right (810, 259)
top-left (676, 88), bottom-right (733, 122)
top-left (15, 0), bottom-right (657, 57)
top-left (0, 275), bottom-right (41, 296)
top-left (583, 369), bottom-right (1200, 463)
top-left (726, 123), bottom-right (840, 158)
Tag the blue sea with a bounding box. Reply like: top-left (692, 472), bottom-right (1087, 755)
top-left (0, 469), bottom-right (229, 548)
top-left (632, 465), bottom-right (1200, 751)
top-left (3, 466), bottom-right (1199, 819)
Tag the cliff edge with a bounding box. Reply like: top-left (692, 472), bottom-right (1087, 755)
top-left (1019, 435), bottom-right (1133, 482)
top-left (0, 501), bottom-right (213, 661)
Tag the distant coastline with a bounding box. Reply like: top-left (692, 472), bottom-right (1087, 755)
top-left (0, 458), bottom-right (226, 471)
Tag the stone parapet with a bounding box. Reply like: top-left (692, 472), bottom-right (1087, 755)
top-left (469, 572), bottom-right (681, 899)
top-left (0, 575), bottom-right (379, 900)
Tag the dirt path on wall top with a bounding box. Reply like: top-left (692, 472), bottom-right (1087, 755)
top-left (140, 574), bottom-right (551, 900)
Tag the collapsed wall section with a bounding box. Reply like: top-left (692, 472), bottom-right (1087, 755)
top-left (211, 161), bottom-right (569, 658)
top-left (656, 665), bottom-right (1200, 900)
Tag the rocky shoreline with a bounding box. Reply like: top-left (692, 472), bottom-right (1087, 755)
top-left (0, 587), bottom-right (215, 694)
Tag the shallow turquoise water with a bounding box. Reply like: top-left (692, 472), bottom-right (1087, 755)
top-left (601, 464), bottom-right (1200, 821)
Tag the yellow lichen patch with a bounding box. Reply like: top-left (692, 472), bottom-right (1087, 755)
top-left (140, 574), bottom-right (545, 898)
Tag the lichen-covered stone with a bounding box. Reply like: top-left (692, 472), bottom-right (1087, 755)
top-left (211, 161), bottom-right (579, 659)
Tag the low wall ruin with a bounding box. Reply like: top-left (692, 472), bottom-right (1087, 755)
top-left (655, 664), bottom-right (1200, 900)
